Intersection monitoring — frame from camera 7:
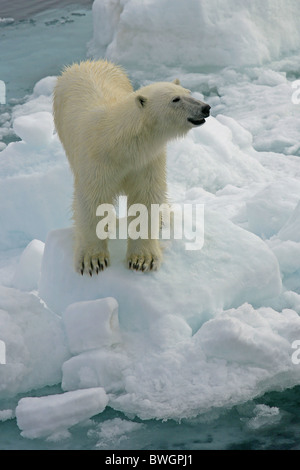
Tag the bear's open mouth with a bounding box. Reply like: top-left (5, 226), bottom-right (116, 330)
top-left (187, 117), bottom-right (206, 126)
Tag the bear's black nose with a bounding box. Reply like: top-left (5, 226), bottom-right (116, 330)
top-left (201, 104), bottom-right (211, 117)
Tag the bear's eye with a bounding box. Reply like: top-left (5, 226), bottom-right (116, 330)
top-left (172, 97), bottom-right (181, 103)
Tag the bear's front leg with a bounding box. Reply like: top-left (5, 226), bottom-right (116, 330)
top-left (73, 188), bottom-right (111, 276)
top-left (127, 237), bottom-right (162, 272)
top-left (74, 238), bottom-right (110, 276)
top-left (124, 155), bottom-right (167, 272)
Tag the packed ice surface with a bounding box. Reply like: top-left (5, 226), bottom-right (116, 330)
top-left (0, 77), bottom-right (72, 250)
top-left (63, 297), bottom-right (120, 354)
top-left (1, 0), bottom-right (300, 440)
top-left (39, 221), bottom-right (282, 332)
top-left (12, 239), bottom-right (44, 291)
top-left (13, 112), bottom-right (54, 147)
top-left (16, 387), bottom-right (108, 439)
top-left (88, 417), bottom-right (144, 449)
top-left (0, 286), bottom-right (69, 398)
top-left (89, 0), bottom-right (300, 69)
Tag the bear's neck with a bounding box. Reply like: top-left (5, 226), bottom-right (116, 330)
top-left (91, 97), bottom-right (167, 169)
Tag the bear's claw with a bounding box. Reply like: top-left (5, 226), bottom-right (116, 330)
top-left (127, 254), bottom-right (160, 272)
top-left (77, 253), bottom-right (110, 276)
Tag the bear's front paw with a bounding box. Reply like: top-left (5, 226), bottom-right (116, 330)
top-left (75, 251), bottom-right (110, 276)
top-left (127, 252), bottom-right (161, 272)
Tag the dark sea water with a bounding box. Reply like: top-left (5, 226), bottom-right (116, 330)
top-left (0, 0), bottom-right (94, 102)
top-left (0, 0), bottom-right (94, 20)
top-left (1, 0), bottom-right (300, 452)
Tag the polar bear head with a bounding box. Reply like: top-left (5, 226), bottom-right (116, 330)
top-left (135, 79), bottom-right (210, 139)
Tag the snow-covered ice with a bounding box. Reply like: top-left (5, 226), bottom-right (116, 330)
top-left (244, 404), bottom-right (282, 431)
top-left (13, 111), bottom-right (54, 147)
top-left (1, 0), bottom-right (300, 443)
top-left (38, 216), bottom-right (282, 332)
top-left (63, 297), bottom-right (120, 354)
top-left (0, 286), bottom-right (69, 398)
top-left (88, 417), bottom-right (144, 449)
top-left (16, 387), bottom-right (108, 439)
top-left (0, 77), bottom-right (72, 250)
top-left (12, 239), bottom-right (44, 291)
top-left (89, 0), bottom-right (300, 69)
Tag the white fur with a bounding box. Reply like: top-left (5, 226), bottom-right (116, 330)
top-left (53, 60), bottom-right (199, 274)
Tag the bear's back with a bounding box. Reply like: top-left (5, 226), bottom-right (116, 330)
top-left (53, 60), bottom-right (134, 162)
top-left (55, 60), bottom-right (133, 111)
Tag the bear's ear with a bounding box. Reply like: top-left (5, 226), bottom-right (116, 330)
top-left (136, 95), bottom-right (147, 108)
top-left (173, 78), bottom-right (181, 85)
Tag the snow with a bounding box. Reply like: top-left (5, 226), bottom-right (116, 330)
top-left (278, 201), bottom-right (300, 242)
top-left (266, 201), bottom-right (300, 292)
top-left (0, 409), bottom-right (14, 422)
top-left (13, 112), bottom-right (54, 147)
top-left (243, 404), bottom-right (283, 431)
top-left (63, 298), bottom-right (120, 354)
top-left (1, 0), bottom-right (300, 441)
top-left (0, 18), bottom-right (14, 25)
top-left (12, 239), bottom-right (44, 291)
top-left (88, 418), bottom-right (144, 449)
top-left (0, 287), bottom-right (69, 398)
top-left (246, 179), bottom-right (300, 238)
top-left (89, 0), bottom-right (300, 69)
top-left (38, 218), bottom-right (282, 333)
top-left (167, 116), bottom-right (272, 194)
top-left (0, 77), bottom-right (72, 250)
top-left (16, 387), bottom-right (108, 439)
top-left (58, 302), bottom-right (300, 421)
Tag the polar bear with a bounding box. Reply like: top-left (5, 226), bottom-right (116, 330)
top-left (53, 60), bottom-right (210, 275)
